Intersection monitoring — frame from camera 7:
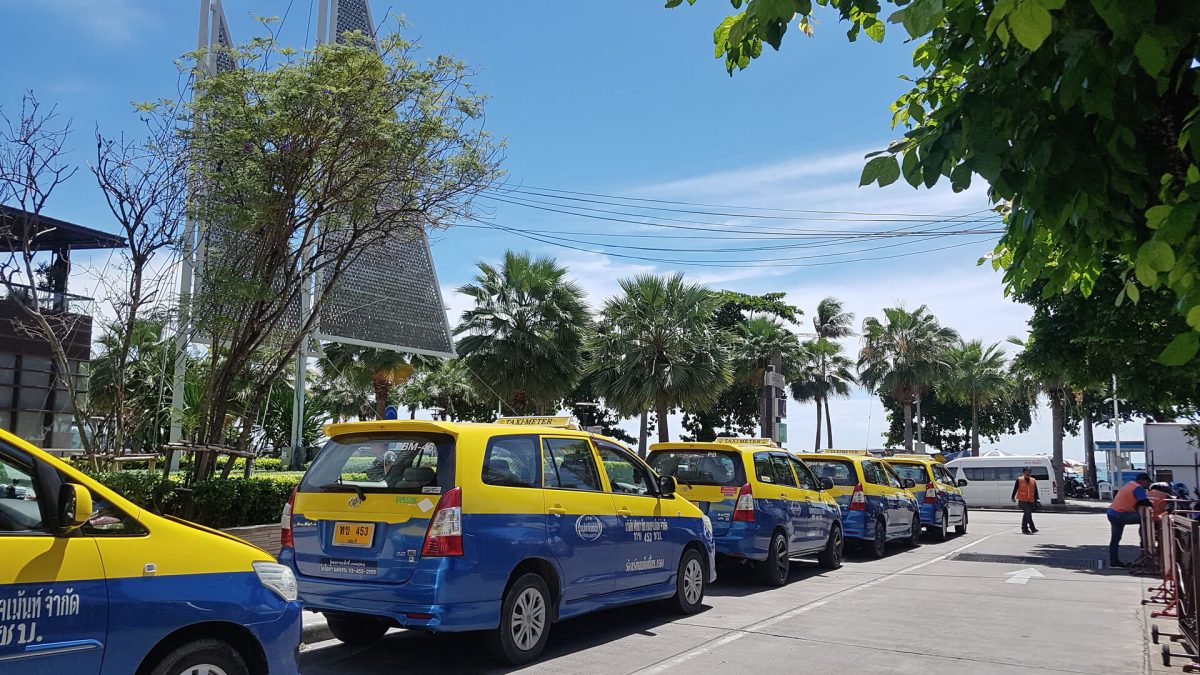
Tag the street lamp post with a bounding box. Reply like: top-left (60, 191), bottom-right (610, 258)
top-left (1111, 374), bottom-right (1122, 491)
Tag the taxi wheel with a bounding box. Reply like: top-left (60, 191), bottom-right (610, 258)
top-left (956, 510), bottom-right (969, 536)
top-left (906, 515), bottom-right (922, 548)
top-left (869, 519), bottom-right (887, 559)
top-left (326, 613), bottom-right (390, 646)
top-left (818, 524), bottom-right (843, 570)
top-left (147, 639), bottom-right (248, 675)
top-left (935, 509), bottom-right (951, 542)
top-left (756, 532), bottom-right (790, 586)
top-left (486, 573), bottom-right (552, 666)
top-left (670, 548), bottom-right (707, 614)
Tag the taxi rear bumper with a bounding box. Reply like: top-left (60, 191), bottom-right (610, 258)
top-left (713, 521), bottom-right (772, 561)
top-left (294, 574), bottom-right (499, 632)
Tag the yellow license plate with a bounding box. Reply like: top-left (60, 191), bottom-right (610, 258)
top-left (332, 522), bottom-right (375, 548)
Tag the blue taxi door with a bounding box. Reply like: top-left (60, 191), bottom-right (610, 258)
top-left (594, 441), bottom-right (676, 592)
top-left (767, 454), bottom-right (812, 553)
top-left (541, 437), bottom-right (620, 603)
top-left (789, 456), bottom-right (834, 551)
top-left (1, 446), bottom-right (107, 674)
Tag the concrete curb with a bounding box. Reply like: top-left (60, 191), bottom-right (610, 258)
top-left (301, 613), bottom-right (332, 646)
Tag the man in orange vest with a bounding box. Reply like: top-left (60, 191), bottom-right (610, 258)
top-left (1011, 467), bottom-right (1039, 534)
top-left (1107, 472), bottom-right (1153, 568)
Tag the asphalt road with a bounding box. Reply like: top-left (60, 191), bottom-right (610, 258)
top-left (299, 511), bottom-right (1149, 674)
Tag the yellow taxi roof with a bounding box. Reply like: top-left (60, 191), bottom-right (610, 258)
top-left (795, 450), bottom-right (872, 459)
top-left (323, 419), bottom-right (629, 450)
top-left (649, 439), bottom-right (779, 454)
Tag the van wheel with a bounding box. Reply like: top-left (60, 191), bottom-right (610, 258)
top-left (147, 639), bottom-right (248, 675)
top-left (935, 509), bottom-right (950, 542)
top-left (818, 524), bottom-right (843, 570)
top-left (326, 613), bottom-right (390, 646)
top-left (485, 573), bottom-right (552, 666)
top-left (756, 532), bottom-right (790, 586)
top-left (869, 518), bottom-right (887, 559)
top-left (956, 510), bottom-right (968, 536)
top-left (907, 515), bottom-right (923, 548)
top-left (670, 548), bottom-right (707, 614)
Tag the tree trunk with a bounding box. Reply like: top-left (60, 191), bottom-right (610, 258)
top-left (824, 394), bottom-right (833, 449)
top-left (513, 390), bottom-right (528, 416)
top-left (1050, 387), bottom-right (1065, 503)
top-left (902, 400), bottom-right (914, 451)
top-left (971, 399), bottom-right (980, 457)
top-left (637, 410), bottom-right (649, 458)
top-left (1083, 408), bottom-right (1098, 488)
top-left (814, 397), bottom-right (823, 451)
top-left (656, 396), bottom-right (670, 444)
top-left (373, 377), bottom-right (389, 420)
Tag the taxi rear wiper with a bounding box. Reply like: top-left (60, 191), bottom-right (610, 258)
top-left (321, 480), bottom-right (365, 503)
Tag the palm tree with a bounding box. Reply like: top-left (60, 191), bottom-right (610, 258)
top-left (858, 305), bottom-right (959, 451)
top-left (813, 296), bottom-right (855, 340)
top-left (941, 339), bottom-right (1010, 456)
top-left (320, 343), bottom-right (415, 420)
top-left (587, 273), bottom-right (733, 451)
top-left (806, 337), bottom-right (857, 449)
top-left (455, 251), bottom-right (589, 414)
top-left (733, 316), bottom-right (802, 441)
top-left (1008, 335), bottom-right (1068, 494)
top-left (400, 359), bottom-right (480, 420)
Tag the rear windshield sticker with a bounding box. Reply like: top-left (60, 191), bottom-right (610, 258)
top-left (421, 486), bottom-right (442, 494)
top-left (721, 486), bottom-right (737, 496)
top-left (417, 498), bottom-right (434, 513)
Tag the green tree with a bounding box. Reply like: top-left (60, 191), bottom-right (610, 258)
top-left (795, 337), bottom-right (857, 450)
top-left (399, 359), bottom-right (485, 421)
top-left (587, 273), bottom-right (733, 451)
top-left (320, 343), bottom-right (414, 420)
top-left (808, 296), bottom-right (856, 447)
top-left (455, 251), bottom-right (589, 414)
top-left (1008, 334), bottom-right (1069, 495)
top-left (858, 305), bottom-right (959, 450)
top-left (880, 386), bottom-right (1032, 455)
top-left (89, 318), bottom-right (177, 452)
top-left (671, 0), bottom-right (1200, 363)
top-left (940, 339), bottom-right (1011, 456)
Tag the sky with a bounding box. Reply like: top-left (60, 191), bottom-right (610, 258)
top-left (0, 0), bottom-right (1135, 459)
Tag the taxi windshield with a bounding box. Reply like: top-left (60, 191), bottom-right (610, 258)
top-left (890, 463), bottom-right (929, 485)
top-left (303, 432), bottom-right (456, 494)
top-left (804, 459), bottom-right (857, 487)
top-left (648, 450), bottom-right (744, 487)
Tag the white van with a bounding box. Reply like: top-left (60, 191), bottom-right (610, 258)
top-left (945, 455), bottom-right (1058, 507)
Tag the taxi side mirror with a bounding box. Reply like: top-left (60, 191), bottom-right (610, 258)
top-left (658, 475), bottom-right (677, 497)
top-left (819, 477), bottom-right (835, 491)
top-left (902, 478), bottom-right (917, 489)
top-left (58, 483), bottom-right (92, 534)
top-left (957, 479), bottom-right (969, 488)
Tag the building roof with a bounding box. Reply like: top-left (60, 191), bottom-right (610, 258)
top-left (0, 205), bottom-right (125, 252)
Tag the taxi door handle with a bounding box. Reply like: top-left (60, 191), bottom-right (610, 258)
top-left (549, 505), bottom-right (567, 516)
top-left (617, 508), bottom-right (632, 517)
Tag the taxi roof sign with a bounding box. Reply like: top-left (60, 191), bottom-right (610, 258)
top-left (714, 437), bottom-right (777, 447)
top-left (495, 416), bottom-right (574, 428)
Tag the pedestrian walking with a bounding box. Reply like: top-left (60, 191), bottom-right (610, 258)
top-left (1011, 467), bottom-right (1039, 534)
top-left (1107, 472), bottom-right (1153, 568)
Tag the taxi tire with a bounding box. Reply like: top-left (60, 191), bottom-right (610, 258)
top-left (935, 509), bottom-right (951, 542)
top-left (670, 548), bottom-right (707, 614)
top-left (868, 518), bottom-right (887, 559)
top-left (818, 524), bottom-right (843, 570)
top-left (756, 532), bottom-right (790, 587)
top-left (147, 638), bottom-right (248, 675)
top-left (326, 613), bottom-right (390, 646)
top-left (906, 515), bottom-right (922, 548)
top-left (486, 573), bottom-right (552, 666)
top-left (956, 509), bottom-right (968, 536)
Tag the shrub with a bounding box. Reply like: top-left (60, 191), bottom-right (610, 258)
top-left (603, 461), bottom-right (635, 486)
top-left (87, 470), bottom-right (299, 529)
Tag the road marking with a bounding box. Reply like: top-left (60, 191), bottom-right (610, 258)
top-left (1004, 568), bottom-right (1045, 584)
top-left (634, 533), bottom-right (1000, 674)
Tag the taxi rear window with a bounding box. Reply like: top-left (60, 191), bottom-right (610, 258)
top-left (805, 459), bottom-right (857, 487)
top-left (890, 463), bottom-right (930, 485)
top-left (303, 432), bottom-right (456, 494)
top-left (648, 450), bottom-right (744, 487)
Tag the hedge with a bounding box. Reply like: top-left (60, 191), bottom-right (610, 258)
top-left (88, 471), bottom-right (299, 529)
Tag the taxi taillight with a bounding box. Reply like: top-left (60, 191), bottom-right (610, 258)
top-left (849, 483), bottom-right (867, 511)
top-left (733, 483), bottom-right (756, 522)
top-left (421, 487), bottom-right (463, 557)
top-left (924, 482), bottom-right (938, 503)
top-left (280, 486), bottom-right (298, 549)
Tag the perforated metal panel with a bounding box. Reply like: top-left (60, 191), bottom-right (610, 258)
top-left (335, 0), bottom-right (375, 43)
top-left (211, 4), bottom-right (236, 73)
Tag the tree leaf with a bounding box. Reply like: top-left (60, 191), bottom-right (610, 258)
top-left (1138, 239), bottom-right (1176, 273)
top-left (1187, 307), bottom-right (1200, 330)
top-left (1008, 0), bottom-right (1053, 51)
top-left (860, 156), bottom-right (891, 186)
top-left (1134, 34), bottom-right (1166, 76)
top-left (902, 0), bottom-right (945, 38)
top-left (1146, 204), bottom-right (1172, 229)
top-left (876, 156), bottom-right (902, 187)
top-left (1135, 260), bottom-right (1158, 286)
top-left (950, 163), bottom-right (972, 192)
top-left (664, 0), bottom-right (685, 8)
top-left (1158, 332), bottom-right (1200, 366)
top-left (902, 150), bottom-right (922, 188)
top-left (1125, 281), bottom-right (1140, 304)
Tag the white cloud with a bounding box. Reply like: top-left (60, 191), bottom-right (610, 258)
top-left (23, 0), bottom-right (159, 46)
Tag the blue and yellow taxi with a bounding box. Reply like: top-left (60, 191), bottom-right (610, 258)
top-left (884, 454), bottom-right (968, 540)
top-left (797, 451), bottom-right (921, 558)
top-left (647, 438), bottom-right (843, 586)
top-left (0, 428), bottom-right (302, 675)
top-left (279, 417), bottom-right (716, 665)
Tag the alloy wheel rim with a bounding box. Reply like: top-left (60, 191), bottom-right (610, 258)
top-left (876, 521), bottom-right (886, 553)
top-left (511, 587), bottom-right (546, 651)
top-left (683, 558), bottom-right (704, 604)
top-left (775, 538), bottom-right (788, 578)
top-left (177, 667), bottom-right (228, 675)
top-left (832, 528), bottom-right (843, 564)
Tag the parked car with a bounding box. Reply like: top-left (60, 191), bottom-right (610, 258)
top-left (883, 454), bottom-right (968, 540)
top-left (0, 428), bottom-right (302, 675)
top-left (279, 417), bottom-right (716, 665)
top-left (647, 438), bottom-right (843, 586)
top-left (797, 451), bottom-right (922, 558)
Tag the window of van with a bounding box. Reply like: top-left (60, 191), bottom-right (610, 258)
top-left (303, 432), bottom-right (456, 494)
top-left (932, 464), bottom-right (954, 484)
top-left (804, 459), bottom-right (857, 487)
top-left (0, 453), bottom-right (43, 533)
top-left (648, 450), bottom-right (743, 487)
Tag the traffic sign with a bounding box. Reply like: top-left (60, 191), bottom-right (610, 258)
top-left (764, 371), bottom-right (786, 389)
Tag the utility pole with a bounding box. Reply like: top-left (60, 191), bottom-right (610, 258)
top-left (760, 352), bottom-right (786, 446)
top-left (1111, 374), bottom-right (1122, 489)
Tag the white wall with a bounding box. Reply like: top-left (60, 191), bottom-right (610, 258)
top-left (1145, 422), bottom-right (1200, 487)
